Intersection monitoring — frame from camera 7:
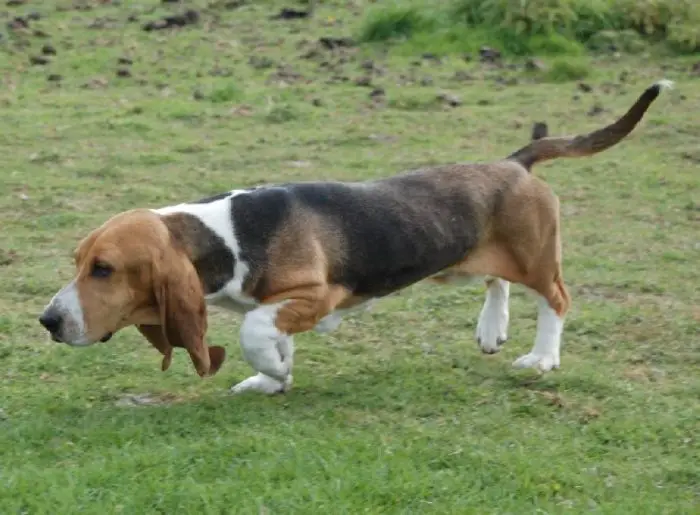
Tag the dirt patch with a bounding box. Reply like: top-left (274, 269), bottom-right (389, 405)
top-left (142, 9), bottom-right (200, 32)
top-left (115, 392), bottom-right (185, 407)
top-left (271, 7), bottom-right (312, 21)
top-left (623, 364), bottom-right (666, 383)
top-left (0, 249), bottom-right (18, 267)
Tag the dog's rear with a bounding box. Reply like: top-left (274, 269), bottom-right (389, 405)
top-left (453, 79), bottom-right (672, 369)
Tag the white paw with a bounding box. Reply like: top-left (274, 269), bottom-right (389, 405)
top-left (512, 352), bottom-right (560, 372)
top-left (476, 305), bottom-right (508, 354)
top-left (314, 314), bottom-right (342, 334)
top-left (230, 373), bottom-right (292, 395)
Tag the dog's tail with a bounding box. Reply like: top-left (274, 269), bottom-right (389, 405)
top-left (507, 79), bottom-right (673, 171)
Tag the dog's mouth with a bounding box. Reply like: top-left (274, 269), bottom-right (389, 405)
top-left (50, 331), bottom-right (113, 346)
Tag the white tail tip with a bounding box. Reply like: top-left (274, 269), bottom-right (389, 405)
top-left (655, 79), bottom-right (674, 90)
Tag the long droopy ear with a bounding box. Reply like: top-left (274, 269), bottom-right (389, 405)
top-left (136, 324), bottom-right (174, 372)
top-left (145, 249), bottom-right (226, 377)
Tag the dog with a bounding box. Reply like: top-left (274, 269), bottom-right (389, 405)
top-left (38, 79), bottom-right (671, 394)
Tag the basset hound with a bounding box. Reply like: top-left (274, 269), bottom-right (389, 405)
top-left (39, 80), bottom-right (671, 395)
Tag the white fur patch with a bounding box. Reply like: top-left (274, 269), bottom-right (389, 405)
top-left (230, 372), bottom-right (292, 395)
top-left (475, 278), bottom-right (510, 354)
top-left (512, 295), bottom-right (563, 372)
top-left (231, 302), bottom-right (294, 394)
top-left (153, 190), bottom-right (258, 311)
top-left (655, 79), bottom-right (674, 91)
top-left (44, 280), bottom-right (89, 345)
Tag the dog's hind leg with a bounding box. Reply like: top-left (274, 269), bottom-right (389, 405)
top-left (450, 243), bottom-right (525, 356)
top-left (459, 177), bottom-right (571, 371)
top-left (512, 274), bottom-right (569, 372)
top-left (511, 195), bottom-right (571, 372)
top-left (473, 119), bottom-right (549, 354)
top-left (475, 277), bottom-right (510, 354)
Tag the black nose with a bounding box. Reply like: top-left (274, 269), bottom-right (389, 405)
top-left (39, 312), bottom-right (62, 334)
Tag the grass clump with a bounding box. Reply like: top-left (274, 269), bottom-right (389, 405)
top-left (359, 4), bottom-right (439, 43)
top-left (542, 58), bottom-right (591, 81)
top-left (265, 102), bottom-right (300, 123)
top-left (359, 0), bottom-right (700, 56)
top-left (207, 84), bottom-right (244, 104)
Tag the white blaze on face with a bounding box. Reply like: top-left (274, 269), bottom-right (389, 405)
top-left (43, 280), bottom-right (90, 346)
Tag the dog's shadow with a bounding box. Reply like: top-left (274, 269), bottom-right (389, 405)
top-left (24, 359), bottom-right (620, 445)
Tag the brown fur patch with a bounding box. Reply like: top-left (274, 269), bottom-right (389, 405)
top-left (72, 209), bottom-right (225, 377)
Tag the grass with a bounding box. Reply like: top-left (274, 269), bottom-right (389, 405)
top-left (1, 0), bottom-right (699, 513)
top-left (359, 0), bottom-right (700, 56)
top-left (542, 58), bottom-right (591, 82)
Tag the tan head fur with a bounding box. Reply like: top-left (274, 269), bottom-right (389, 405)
top-left (39, 209), bottom-right (225, 377)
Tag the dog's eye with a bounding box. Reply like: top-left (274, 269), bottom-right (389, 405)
top-left (91, 261), bottom-right (113, 278)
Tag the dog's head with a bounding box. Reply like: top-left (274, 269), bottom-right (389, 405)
top-left (38, 209), bottom-right (225, 377)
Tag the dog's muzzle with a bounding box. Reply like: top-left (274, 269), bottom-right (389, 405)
top-left (39, 310), bottom-right (64, 340)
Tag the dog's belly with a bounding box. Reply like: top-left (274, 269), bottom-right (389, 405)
top-left (429, 270), bottom-right (483, 285)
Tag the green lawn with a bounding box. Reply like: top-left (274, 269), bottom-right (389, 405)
top-left (1, 1), bottom-right (698, 513)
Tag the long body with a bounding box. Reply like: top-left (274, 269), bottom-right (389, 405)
top-left (38, 80), bottom-right (671, 395)
top-left (155, 165), bottom-right (516, 307)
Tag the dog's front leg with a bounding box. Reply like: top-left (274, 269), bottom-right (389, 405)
top-left (230, 303), bottom-right (294, 395)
